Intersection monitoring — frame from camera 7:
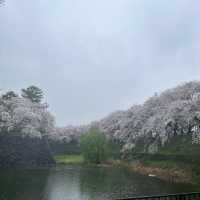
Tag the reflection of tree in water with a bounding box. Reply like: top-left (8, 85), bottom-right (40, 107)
top-left (0, 169), bottom-right (49, 200)
top-left (0, 167), bottom-right (198, 200)
top-left (78, 166), bottom-right (198, 200)
top-left (79, 166), bottom-right (123, 200)
top-left (78, 166), bottom-right (147, 199)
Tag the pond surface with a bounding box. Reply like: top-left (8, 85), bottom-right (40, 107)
top-left (0, 165), bottom-right (199, 200)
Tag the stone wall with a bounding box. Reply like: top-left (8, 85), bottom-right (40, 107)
top-left (0, 133), bottom-right (55, 168)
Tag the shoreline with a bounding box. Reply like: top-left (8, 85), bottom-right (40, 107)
top-left (54, 154), bottom-right (200, 186)
top-left (110, 160), bottom-right (200, 186)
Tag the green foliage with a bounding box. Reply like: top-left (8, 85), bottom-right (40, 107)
top-left (107, 139), bottom-right (121, 159)
top-left (50, 139), bottom-right (81, 155)
top-left (142, 160), bottom-right (181, 169)
top-left (80, 128), bottom-right (109, 164)
top-left (133, 136), bottom-right (147, 153)
top-left (128, 135), bottom-right (200, 162)
top-left (54, 154), bottom-right (83, 164)
top-left (158, 135), bottom-right (200, 155)
top-left (21, 86), bottom-right (44, 103)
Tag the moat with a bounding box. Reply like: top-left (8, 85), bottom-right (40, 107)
top-left (0, 165), bottom-right (199, 200)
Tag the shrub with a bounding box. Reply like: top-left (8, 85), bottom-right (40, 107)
top-left (80, 128), bottom-right (109, 164)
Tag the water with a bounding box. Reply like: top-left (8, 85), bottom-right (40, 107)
top-left (0, 165), bottom-right (199, 200)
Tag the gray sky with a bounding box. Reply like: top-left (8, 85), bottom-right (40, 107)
top-left (0, 0), bottom-right (200, 126)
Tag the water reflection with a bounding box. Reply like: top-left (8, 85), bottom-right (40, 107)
top-left (78, 166), bottom-right (198, 199)
top-left (0, 169), bottom-right (49, 200)
top-left (0, 166), bottom-right (198, 200)
top-left (44, 165), bottom-right (199, 200)
top-left (43, 166), bottom-right (88, 200)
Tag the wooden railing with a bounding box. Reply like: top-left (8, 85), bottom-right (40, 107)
top-left (116, 192), bottom-right (200, 200)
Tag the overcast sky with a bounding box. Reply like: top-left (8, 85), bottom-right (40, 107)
top-left (0, 0), bottom-right (200, 126)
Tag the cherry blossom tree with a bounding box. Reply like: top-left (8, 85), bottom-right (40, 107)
top-left (0, 92), bottom-right (55, 138)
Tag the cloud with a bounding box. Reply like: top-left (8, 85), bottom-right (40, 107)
top-left (0, 0), bottom-right (200, 125)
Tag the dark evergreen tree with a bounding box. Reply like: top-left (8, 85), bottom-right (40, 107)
top-left (21, 86), bottom-right (44, 103)
top-left (2, 91), bottom-right (18, 100)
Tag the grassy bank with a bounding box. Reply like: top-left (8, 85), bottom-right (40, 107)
top-left (54, 154), bottom-right (113, 167)
top-left (141, 160), bottom-right (200, 184)
top-left (54, 153), bottom-right (200, 186)
top-left (118, 135), bottom-right (200, 185)
top-left (54, 154), bottom-right (84, 164)
top-left (111, 159), bottom-right (200, 186)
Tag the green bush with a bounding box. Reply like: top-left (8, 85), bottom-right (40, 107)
top-left (80, 128), bottom-right (109, 164)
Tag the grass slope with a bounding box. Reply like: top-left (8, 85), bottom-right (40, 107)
top-left (158, 135), bottom-right (200, 155)
top-left (54, 154), bottom-right (84, 164)
top-left (133, 135), bottom-right (200, 184)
